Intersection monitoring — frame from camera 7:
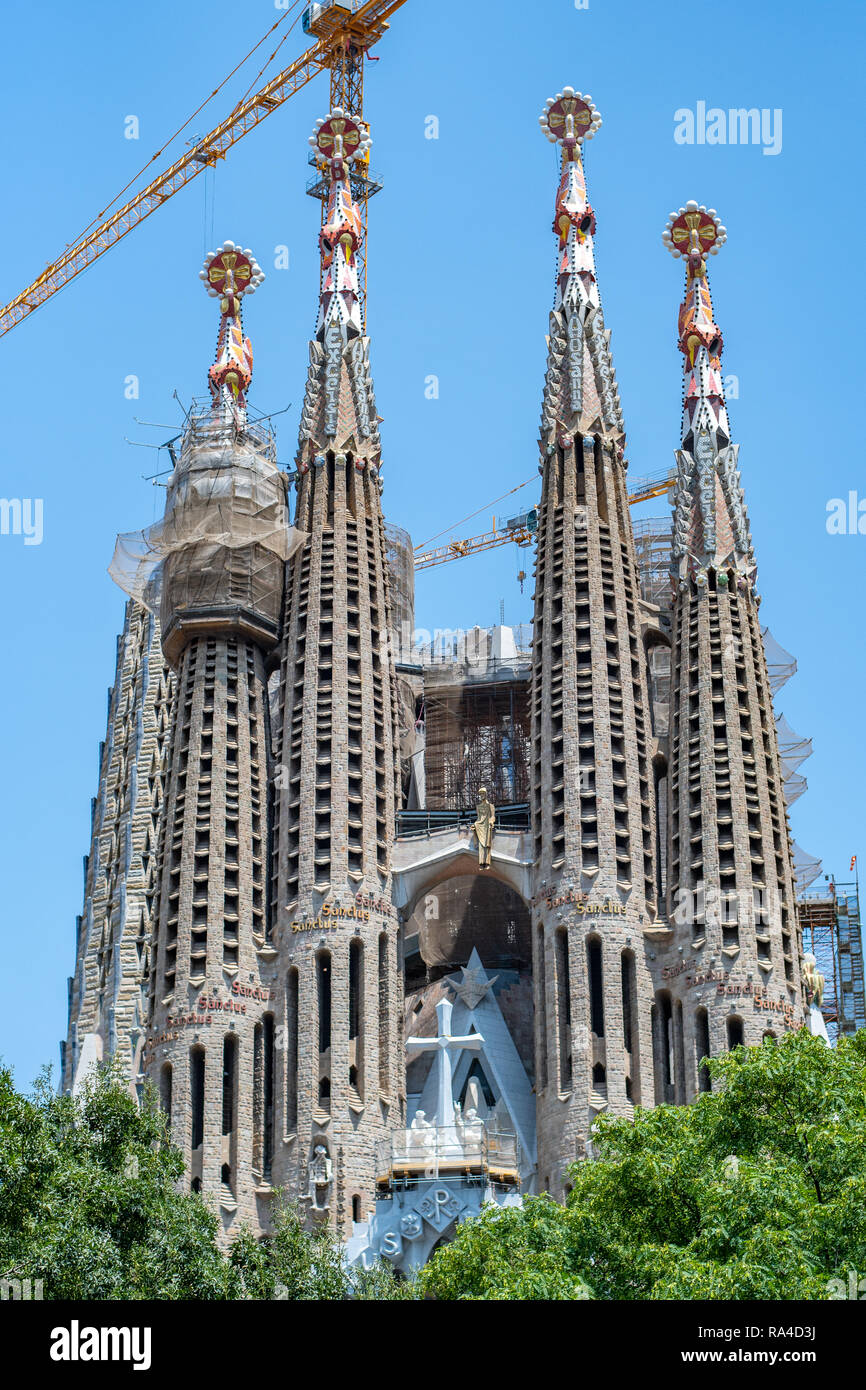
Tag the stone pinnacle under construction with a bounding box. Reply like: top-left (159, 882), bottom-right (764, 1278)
top-left (660, 203), bottom-right (803, 1082)
top-left (270, 107), bottom-right (404, 1234)
top-left (141, 242), bottom-right (294, 1234)
top-left (531, 90), bottom-right (660, 1196)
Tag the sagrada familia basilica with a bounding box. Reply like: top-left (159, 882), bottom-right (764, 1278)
top-left (61, 88), bottom-right (815, 1273)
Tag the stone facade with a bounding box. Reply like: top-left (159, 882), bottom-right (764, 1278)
top-left (531, 93), bottom-right (659, 1197)
top-left (657, 203), bottom-right (803, 1087)
top-left (63, 94), bottom-right (811, 1250)
top-left (63, 599), bottom-right (174, 1095)
top-left (267, 108), bottom-right (404, 1235)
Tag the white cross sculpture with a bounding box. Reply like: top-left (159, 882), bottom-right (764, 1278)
top-left (406, 997), bottom-right (484, 1132)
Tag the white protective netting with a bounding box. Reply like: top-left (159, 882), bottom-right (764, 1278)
top-left (110, 412), bottom-right (305, 621)
top-left (761, 626), bottom-right (797, 695)
top-left (775, 713), bottom-right (813, 779)
top-left (781, 770), bottom-right (808, 806)
top-left (792, 841), bottom-right (823, 893)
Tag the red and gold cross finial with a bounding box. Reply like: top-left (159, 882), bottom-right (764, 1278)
top-left (309, 107), bottom-right (371, 176)
top-left (200, 240), bottom-right (265, 412)
top-left (663, 202), bottom-right (727, 272)
top-left (539, 88), bottom-right (602, 151)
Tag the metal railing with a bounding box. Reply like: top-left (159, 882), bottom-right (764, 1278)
top-left (396, 804), bottom-right (530, 838)
top-left (377, 1125), bottom-right (519, 1180)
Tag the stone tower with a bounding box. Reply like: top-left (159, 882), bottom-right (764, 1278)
top-left (530, 91), bottom-right (660, 1197)
top-left (63, 600), bottom-right (174, 1096)
top-left (141, 243), bottom-right (296, 1235)
top-left (270, 108), bottom-right (404, 1234)
top-left (660, 203), bottom-right (803, 1088)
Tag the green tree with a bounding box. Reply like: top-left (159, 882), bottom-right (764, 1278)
top-left (421, 1031), bottom-right (866, 1300)
top-left (420, 1197), bottom-right (592, 1300)
top-left (0, 1064), bottom-right (408, 1301)
top-left (0, 1061), bottom-right (237, 1299)
top-left (230, 1197), bottom-right (413, 1300)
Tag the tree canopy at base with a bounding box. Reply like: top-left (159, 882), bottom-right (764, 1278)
top-left (420, 1030), bottom-right (866, 1300)
top-left (3, 1031), bottom-right (865, 1300)
top-left (0, 1063), bottom-right (407, 1301)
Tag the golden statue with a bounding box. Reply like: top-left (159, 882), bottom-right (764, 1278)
top-left (473, 787), bottom-right (495, 869)
top-left (802, 952), bottom-right (825, 1009)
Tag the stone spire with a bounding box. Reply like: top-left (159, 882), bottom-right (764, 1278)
top-left (271, 107), bottom-right (404, 1235)
top-left (661, 209), bottom-right (803, 1091)
top-left (141, 246), bottom-right (290, 1238)
top-left (297, 109), bottom-right (380, 460)
top-left (538, 88), bottom-right (623, 443)
top-left (200, 241), bottom-right (265, 423)
top-left (663, 204), bottom-right (753, 583)
top-left (530, 90), bottom-right (659, 1199)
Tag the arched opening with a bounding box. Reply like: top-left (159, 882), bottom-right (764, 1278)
top-left (349, 938), bottom-right (364, 1098)
top-left (536, 925), bottom-right (548, 1092)
top-left (621, 949), bottom-right (640, 1103)
top-left (378, 933), bottom-right (391, 1095)
top-left (285, 968), bottom-right (299, 1132)
top-left (673, 999), bottom-right (686, 1103)
top-left (695, 1006), bottom-right (711, 1093)
top-left (253, 1014), bottom-right (275, 1180)
top-left (222, 1034), bottom-right (237, 1136)
top-left (316, 950), bottom-right (332, 1111)
top-left (190, 1046), bottom-right (205, 1152)
top-left (402, 871), bottom-right (535, 1108)
top-left (651, 990), bottom-right (674, 1104)
top-left (587, 935), bottom-right (605, 1036)
top-left (726, 1015), bottom-right (744, 1050)
top-left (402, 873), bottom-right (531, 991)
top-left (555, 927), bottom-right (572, 1092)
top-left (159, 1062), bottom-right (172, 1127)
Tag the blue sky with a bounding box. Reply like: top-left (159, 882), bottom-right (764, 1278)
top-left (1, 0), bottom-right (863, 1086)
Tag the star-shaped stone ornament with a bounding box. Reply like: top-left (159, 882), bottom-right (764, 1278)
top-left (448, 963), bottom-right (498, 1011)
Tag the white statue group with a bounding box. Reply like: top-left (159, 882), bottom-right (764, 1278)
top-left (407, 1094), bottom-right (486, 1160)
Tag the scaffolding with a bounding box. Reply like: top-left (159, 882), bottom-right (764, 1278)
top-left (633, 515), bottom-right (673, 612)
top-left (109, 402), bottom-right (303, 643)
top-left (376, 1124), bottom-right (520, 1189)
top-left (798, 878), bottom-right (866, 1041)
top-left (420, 628), bottom-right (532, 811)
top-left (384, 522), bottom-right (415, 657)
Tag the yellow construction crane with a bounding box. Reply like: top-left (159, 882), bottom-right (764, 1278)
top-left (413, 470), bottom-right (677, 571)
top-left (0, 0), bottom-right (408, 339)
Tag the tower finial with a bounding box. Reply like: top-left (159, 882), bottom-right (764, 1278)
top-left (663, 204), bottom-right (752, 578)
top-left (662, 203), bottom-right (729, 453)
top-left (663, 200), bottom-right (726, 269)
top-left (200, 241), bottom-right (264, 421)
top-left (310, 108), bottom-right (371, 340)
top-left (538, 87), bottom-right (602, 150)
top-left (536, 88), bottom-right (622, 440)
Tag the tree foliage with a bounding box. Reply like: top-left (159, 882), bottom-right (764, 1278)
top-left (6, 1032), bottom-right (865, 1301)
top-left (0, 1062), bottom-right (407, 1300)
top-left (421, 1030), bottom-right (866, 1300)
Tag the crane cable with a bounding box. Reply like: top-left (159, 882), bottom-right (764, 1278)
top-left (413, 475), bottom-right (538, 553)
top-left (56, 1), bottom-right (305, 257)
